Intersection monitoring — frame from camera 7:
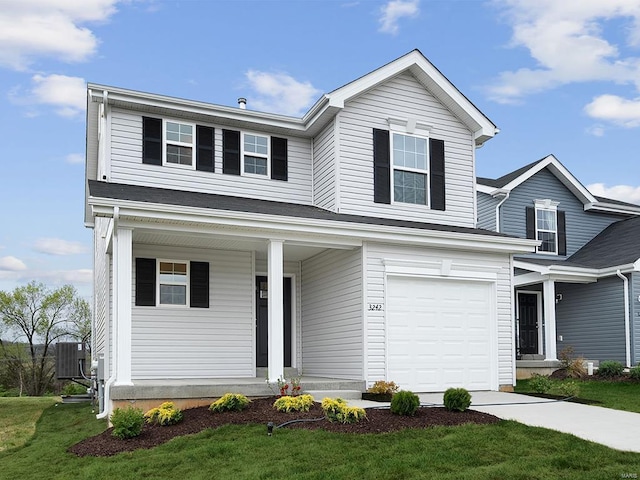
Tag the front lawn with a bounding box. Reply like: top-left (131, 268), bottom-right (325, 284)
top-left (2, 401), bottom-right (640, 479)
top-left (516, 378), bottom-right (640, 414)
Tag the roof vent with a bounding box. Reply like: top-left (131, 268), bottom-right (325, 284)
top-left (238, 97), bottom-right (247, 109)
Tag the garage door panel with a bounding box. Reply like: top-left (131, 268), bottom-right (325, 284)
top-left (387, 276), bottom-right (493, 392)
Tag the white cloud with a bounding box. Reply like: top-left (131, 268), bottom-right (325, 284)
top-left (378, 0), bottom-right (419, 35)
top-left (33, 238), bottom-right (89, 256)
top-left (0, 268), bottom-right (93, 286)
top-left (586, 124), bottom-right (606, 137)
top-left (65, 153), bottom-right (85, 164)
top-left (584, 94), bottom-right (640, 127)
top-left (244, 70), bottom-right (321, 116)
top-left (10, 74), bottom-right (86, 117)
top-left (0, 256), bottom-right (27, 272)
top-left (488, 1), bottom-right (640, 104)
top-left (588, 182), bottom-right (640, 205)
top-left (0, 0), bottom-right (120, 70)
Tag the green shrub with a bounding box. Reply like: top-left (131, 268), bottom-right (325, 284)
top-left (528, 373), bottom-right (553, 393)
top-left (110, 406), bottom-right (145, 439)
top-left (554, 381), bottom-right (580, 398)
top-left (390, 390), bottom-right (420, 416)
top-left (61, 383), bottom-right (88, 396)
top-left (629, 365), bottom-right (640, 380)
top-left (321, 397), bottom-right (366, 424)
top-left (209, 393), bottom-right (250, 413)
top-left (598, 360), bottom-right (624, 377)
top-left (367, 380), bottom-right (399, 395)
top-left (443, 388), bottom-right (472, 412)
top-left (273, 394), bottom-right (315, 413)
top-left (144, 402), bottom-right (184, 426)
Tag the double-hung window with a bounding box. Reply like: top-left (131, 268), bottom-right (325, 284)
top-left (392, 133), bottom-right (428, 205)
top-left (158, 260), bottom-right (188, 305)
top-left (243, 133), bottom-right (269, 175)
top-left (534, 200), bottom-right (559, 254)
top-left (165, 121), bottom-right (194, 167)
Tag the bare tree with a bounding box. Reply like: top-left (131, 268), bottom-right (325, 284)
top-left (0, 282), bottom-right (90, 396)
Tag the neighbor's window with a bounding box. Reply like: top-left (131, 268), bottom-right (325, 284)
top-left (243, 133), bottom-right (268, 175)
top-left (536, 207), bottom-right (557, 254)
top-left (165, 121), bottom-right (194, 167)
top-left (392, 133), bottom-right (428, 205)
top-left (158, 261), bottom-right (188, 305)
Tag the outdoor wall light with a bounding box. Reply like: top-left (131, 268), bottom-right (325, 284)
top-left (555, 294), bottom-right (563, 303)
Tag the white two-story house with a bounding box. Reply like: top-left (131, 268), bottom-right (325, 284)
top-left (85, 50), bottom-right (535, 417)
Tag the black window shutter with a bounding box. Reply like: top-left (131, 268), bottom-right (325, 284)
top-left (196, 125), bottom-right (215, 172)
top-left (222, 129), bottom-right (241, 175)
top-left (142, 117), bottom-right (162, 165)
top-left (525, 206), bottom-right (536, 239)
top-left (557, 210), bottom-right (567, 255)
top-left (429, 138), bottom-right (445, 211)
top-left (373, 129), bottom-right (391, 204)
top-left (135, 258), bottom-right (156, 306)
top-left (190, 261), bottom-right (209, 308)
top-left (271, 136), bottom-right (288, 181)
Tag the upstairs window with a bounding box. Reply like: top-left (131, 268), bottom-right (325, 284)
top-left (158, 261), bottom-right (188, 305)
top-left (165, 121), bottom-right (194, 167)
top-left (526, 200), bottom-right (566, 256)
top-left (536, 208), bottom-right (557, 253)
top-left (392, 133), bottom-right (428, 205)
top-left (243, 133), bottom-right (269, 175)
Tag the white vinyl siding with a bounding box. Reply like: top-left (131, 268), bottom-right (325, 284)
top-left (92, 217), bottom-right (110, 358)
top-left (301, 248), bottom-right (363, 379)
top-left (109, 108), bottom-right (313, 205)
top-left (364, 242), bottom-right (513, 388)
top-left (312, 119), bottom-right (337, 211)
top-left (131, 245), bottom-right (253, 379)
top-left (337, 72), bottom-right (476, 227)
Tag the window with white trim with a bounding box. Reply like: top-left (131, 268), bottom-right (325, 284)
top-left (243, 133), bottom-right (269, 175)
top-left (164, 120), bottom-right (194, 167)
top-left (392, 132), bottom-right (429, 205)
top-left (535, 200), bottom-right (559, 254)
top-left (158, 260), bottom-right (189, 305)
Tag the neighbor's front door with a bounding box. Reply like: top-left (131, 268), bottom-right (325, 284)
top-left (256, 276), bottom-right (292, 368)
top-left (518, 292), bottom-right (539, 355)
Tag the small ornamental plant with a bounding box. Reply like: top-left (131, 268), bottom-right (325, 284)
top-left (209, 393), bottom-right (250, 413)
top-left (367, 380), bottom-right (399, 395)
top-left (554, 381), bottom-right (580, 398)
top-left (443, 388), bottom-right (472, 412)
top-left (529, 373), bottom-right (553, 394)
top-left (629, 365), bottom-right (640, 380)
top-left (144, 402), bottom-right (184, 426)
top-left (276, 376), bottom-right (302, 397)
top-left (559, 346), bottom-right (586, 378)
top-left (321, 397), bottom-right (367, 424)
top-left (110, 406), bottom-right (145, 439)
top-left (598, 360), bottom-right (624, 378)
top-left (273, 394), bottom-right (315, 413)
top-left (390, 390), bottom-right (420, 416)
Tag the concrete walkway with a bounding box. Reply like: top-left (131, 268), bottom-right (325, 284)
top-left (348, 391), bottom-right (640, 453)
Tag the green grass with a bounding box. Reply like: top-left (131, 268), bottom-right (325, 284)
top-left (516, 378), bottom-right (640, 413)
top-left (0, 396), bottom-right (60, 451)
top-left (1, 401), bottom-right (640, 479)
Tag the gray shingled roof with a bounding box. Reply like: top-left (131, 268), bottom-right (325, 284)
top-left (477, 157), bottom-right (548, 188)
top-left (88, 180), bottom-right (514, 238)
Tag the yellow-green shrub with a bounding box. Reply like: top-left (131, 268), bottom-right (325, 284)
top-left (367, 380), bottom-right (399, 395)
top-left (273, 394), bottom-right (315, 412)
top-left (210, 393), bottom-right (250, 413)
top-left (321, 397), bottom-right (366, 424)
top-left (144, 402), bottom-right (183, 426)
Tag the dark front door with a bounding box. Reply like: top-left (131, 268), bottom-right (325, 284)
top-left (256, 276), bottom-right (292, 368)
top-left (518, 292), bottom-right (538, 355)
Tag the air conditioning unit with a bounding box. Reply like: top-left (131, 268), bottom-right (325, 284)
top-left (56, 342), bottom-right (87, 380)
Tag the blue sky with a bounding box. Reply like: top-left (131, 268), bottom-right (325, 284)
top-left (1, 0), bottom-right (640, 300)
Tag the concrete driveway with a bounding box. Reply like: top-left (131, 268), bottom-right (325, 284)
top-left (351, 391), bottom-right (640, 453)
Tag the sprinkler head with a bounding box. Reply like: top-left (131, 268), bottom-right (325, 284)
top-left (267, 422), bottom-right (274, 436)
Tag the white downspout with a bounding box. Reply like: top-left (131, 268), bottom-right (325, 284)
top-left (495, 191), bottom-right (510, 233)
top-left (97, 207), bottom-right (119, 419)
top-left (616, 270), bottom-right (631, 368)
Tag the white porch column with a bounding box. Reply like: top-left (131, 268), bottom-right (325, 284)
top-left (543, 279), bottom-right (557, 361)
top-left (113, 227), bottom-right (133, 385)
top-left (267, 240), bottom-right (284, 382)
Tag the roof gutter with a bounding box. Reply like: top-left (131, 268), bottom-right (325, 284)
top-left (615, 270), bottom-right (632, 368)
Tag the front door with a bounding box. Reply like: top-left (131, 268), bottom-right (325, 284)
top-left (256, 276), bottom-right (292, 368)
top-left (518, 292), bottom-right (539, 355)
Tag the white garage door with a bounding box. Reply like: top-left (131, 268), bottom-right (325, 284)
top-left (387, 276), bottom-right (493, 392)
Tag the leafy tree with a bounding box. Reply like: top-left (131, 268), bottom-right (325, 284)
top-left (0, 282), bottom-right (90, 396)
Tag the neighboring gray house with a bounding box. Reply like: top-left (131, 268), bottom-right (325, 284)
top-left (85, 50), bottom-right (536, 417)
top-left (477, 155), bottom-right (640, 370)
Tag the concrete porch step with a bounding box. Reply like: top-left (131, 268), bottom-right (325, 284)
top-left (305, 390), bottom-right (362, 400)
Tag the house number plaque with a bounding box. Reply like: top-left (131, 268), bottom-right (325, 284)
top-left (368, 303), bottom-right (383, 311)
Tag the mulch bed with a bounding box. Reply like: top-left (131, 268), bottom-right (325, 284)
top-left (68, 396), bottom-right (499, 457)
